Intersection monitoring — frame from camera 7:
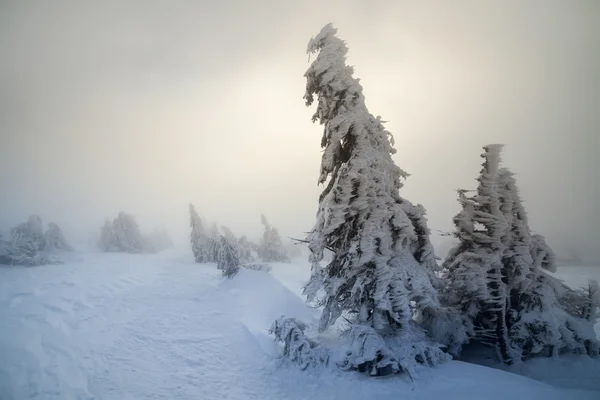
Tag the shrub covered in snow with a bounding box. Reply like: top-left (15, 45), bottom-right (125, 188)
top-left (269, 317), bottom-right (329, 370)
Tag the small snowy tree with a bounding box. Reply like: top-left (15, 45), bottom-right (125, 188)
top-left (189, 204), bottom-right (209, 262)
top-left (44, 222), bottom-right (73, 252)
top-left (218, 236), bottom-right (240, 278)
top-left (258, 215), bottom-right (290, 263)
top-left (290, 24), bottom-right (445, 376)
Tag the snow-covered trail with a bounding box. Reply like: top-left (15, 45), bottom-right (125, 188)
top-left (0, 251), bottom-right (598, 400)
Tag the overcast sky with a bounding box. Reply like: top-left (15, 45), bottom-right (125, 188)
top-left (1, 0), bottom-right (598, 260)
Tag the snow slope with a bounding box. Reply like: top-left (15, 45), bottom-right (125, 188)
top-left (0, 250), bottom-right (598, 399)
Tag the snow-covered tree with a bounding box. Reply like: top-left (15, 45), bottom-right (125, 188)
top-left (258, 215), bottom-right (290, 263)
top-left (44, 222), bottom-right (73, 252)
top-left (442, 145), bottom-right (514, 362)
top-left (11, 215), bottom-right (46, 253)
top-left (238, 235), bottom-right (257, 264)
top-left (1, 216), bottom-right (57, 266)
top-left (294, 24), bottom-right (446, 375)
top-left (218, 236), bottom-right (240, 278)
top-left (99, 212), bottom-right (146, 253)
top-left (189, 204), bottom-right (209, 262)
top-left (443, 146), bottom-right (599, 362)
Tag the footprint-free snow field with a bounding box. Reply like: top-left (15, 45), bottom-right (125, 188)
top-left (1, 249), bottom-right (598, 399)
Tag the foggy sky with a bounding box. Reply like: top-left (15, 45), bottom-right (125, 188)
top-left (1, 1), bottom-right (599, 260)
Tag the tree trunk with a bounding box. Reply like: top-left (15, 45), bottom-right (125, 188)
top-left (495, 309), bottom-right (513, 364)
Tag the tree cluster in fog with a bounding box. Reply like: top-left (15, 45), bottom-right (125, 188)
top-left (0, 215), bottom-right (72, 266)
top-left (271, 24), bottom-right (599, 378)
top-left (188, 204), bottom-right (289, 278)
top-left (98, 212), bottom-right (173, 254)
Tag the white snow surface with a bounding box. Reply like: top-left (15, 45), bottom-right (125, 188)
top-left (0, 249), bottom-right (598, 399)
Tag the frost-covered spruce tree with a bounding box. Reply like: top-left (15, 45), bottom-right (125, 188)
top-left (44, 222), bottom-right (73, 252)
top-left (258, 215), bottom-right (290, 263)
top-left (218, 236), bottom-right (240, 277)
top-left (189, 204), bottom-right (209, 263)
top-left (445, 147), bottom-right (599, 362)
top-left (497, 169), bottom-right (599, 358)
top-left (442, 145), bottom-right (515, 363)
top-left (300, 24), bottom-right (445, 376)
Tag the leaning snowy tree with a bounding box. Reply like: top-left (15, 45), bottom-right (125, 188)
top-left (258, 215), bottom-right (290, 263)
top-left (44, 222), bottom-right (73, 252)
top-left (283, 24), bottom-right (447, 376)
top-left (189, 204), bottom-right (209, 263)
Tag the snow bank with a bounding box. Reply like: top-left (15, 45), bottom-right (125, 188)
top-left (0, 252), bottom-right (597, 399)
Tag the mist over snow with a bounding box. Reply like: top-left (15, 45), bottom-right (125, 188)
top-left (1, 1), bottom-right (598, 262)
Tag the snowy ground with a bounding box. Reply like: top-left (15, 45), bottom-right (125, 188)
top-left (0, 249), bottom-right (599, 400)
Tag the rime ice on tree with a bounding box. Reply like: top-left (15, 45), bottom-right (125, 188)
top-left (443, 145), bottom-right (599, 363)
top-left (294, 23), bottom-right (446, 376)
